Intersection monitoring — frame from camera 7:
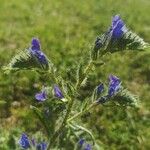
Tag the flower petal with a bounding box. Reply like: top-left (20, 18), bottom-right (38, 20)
top-left (97, 83), bottom-right (104, 94)
top-left (54, 85), bottom-right (64, 99)
top-left (18, 133), bottom-right (30, 149)
top-left (31, 38), bottom-right (41, 51)
top-left (35, 90), bottom-right (47, 102)
top-left (108, 75), bottom-right (121, 96)
top-left (36, 142), bottom-right (47, 150)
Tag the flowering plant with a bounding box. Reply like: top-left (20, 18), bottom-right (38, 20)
top-left (4, 15), bottom-right (149, 150)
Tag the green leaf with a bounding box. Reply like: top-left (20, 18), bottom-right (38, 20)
top-left (105, 30), bottom-right (149, 52)
top-left (3, 49), bottom-right (51, 73)
top-left (30, 106), bottom-right (51, 137)
top-left (113, 88), bottom-right (139, 107)
top-left (0, 100), bottom-right (6, 106)
top-left (92, 29), bottom-right (149, 60)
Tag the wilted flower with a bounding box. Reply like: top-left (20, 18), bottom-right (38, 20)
top-left (35, 89), bottom-right (47, 102)
top-left (97, 83), bottom-right (104, 94)
top-left (36, 142), bottom-right (47, 150)
top-left (29, 38), bottom-right (48, 64)
top-left (18, 133), bottom-right (30, 149)
top-left (54, 85), bottom-right (64, 99)
top-left (108, 75), bottom-right (121, 97)
top-left (109, 15), bottom-right (127, 39)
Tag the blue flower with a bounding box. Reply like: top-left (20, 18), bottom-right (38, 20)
top-left (36, 142), bottom-right (47, 150)
top-left (31, 38), bottom-right (41, 51)
top-left (18, 133), bottom-right (30, 149)
top-left (35, 89), bottom-right (47, 102)
top-left (54, 85), bottom-right (64, 99)
top-left (84, 144), bottom-right (92, 150)
top-left (78, 138), bottom-right (85, 147)
top-left (97, 83), bottom-right (104, 94)
top-left (29, 38), bottom-right (48, 64)
top-left (108, 75), bottom-right (121, 97)
top-left (109, 15), bottom-right (127, 39)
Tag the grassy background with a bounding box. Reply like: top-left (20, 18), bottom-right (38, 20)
top-left (0, 0), bottom-right (150, 149)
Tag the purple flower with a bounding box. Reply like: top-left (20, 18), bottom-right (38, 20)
top-left (36, 142), bottom-right (47, 150)
top-left (108, 75), bottom-right (121, 97)
top-left (54, 85), bottom-right (64, 99)
top-left (97, 83), bottom-right (104, 94)
top-left (31, 38), bottom-right (41, 51)
top-left (19, 134), bottom-right (47, 150)
top-left (18, 133), bottom-right (30, 149)
top-left (35, 89), bottom-right (47, 102)
top-left (78, 138), bottom-right (85, 146)
top-left (84, 144), bottom-right (92, 150)
top-left (109, 15), bottom-right (127, 39)
top-left (29, 38), bottom-right (48, 64)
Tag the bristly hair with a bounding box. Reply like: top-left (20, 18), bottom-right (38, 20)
top-left (3, 38), bottom-right (53, 73)
top-left (92, 15), bottom-right (149, 60)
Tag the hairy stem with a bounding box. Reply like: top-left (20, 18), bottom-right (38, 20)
top-left (67, 101), bottom-right (98, 122)
top-left (47, 60), bottom-right (94, 149)
top-left (75, 60), bottom-right (93, 89)
top-left (47, 97), bottom-right (73, 149)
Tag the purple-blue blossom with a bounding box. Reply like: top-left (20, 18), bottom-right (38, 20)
top-left (35, 89), bottom-right (47, 102)
top-left (97, 83), bottom-right (104, 94)
top-left (31, 38), bottom-right (41, 51)
top-left (19, 133), bottom-right (47, 150)
top-left (84, 144), bottom-right (92, 150)
top-left (78, 138), bottom-right (85, 147)
top-left (18, 133), bottom-right (30, 149)
top-left (108, 75), bottom-right (121, 97)
top-left (54, 85), bottom-right (64, 99)
top-left (109, 15), bottom-right (127, 39)
top-left (36, 142), bottom-right (47, 150)
top-left (29, 38), bottom-right (48, 64)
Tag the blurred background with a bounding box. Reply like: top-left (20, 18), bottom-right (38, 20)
top-left (0, 0), bottom-right (150, 149)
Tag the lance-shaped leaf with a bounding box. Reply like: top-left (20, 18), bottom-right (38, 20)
top-left (30, 106), bottom-right (52, 137)
top-left (3, 38), bottom-right (53, 73)
top-left (92, 15), bottom-right (149, 60)
top-left (112, 88), bottom-right (139, 107)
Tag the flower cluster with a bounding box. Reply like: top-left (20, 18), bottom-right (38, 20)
top-left (5, 14), bottom-right (143, 149)
top-left (94, 15), bottom-right (127, 52)
top-left (29, 38), bottom-right (48, 65)
top-left (35, 85), bottom-right (64, 102)
top-left (18, 133), bottom-right (47, 150)
top-left (97, 75), bottom-right (121, 103)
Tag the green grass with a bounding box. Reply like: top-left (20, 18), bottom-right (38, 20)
top-left (0, 0), bottom-right (150, 149)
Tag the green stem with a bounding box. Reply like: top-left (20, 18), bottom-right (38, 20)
top-left (67, 101), bottom-right (98, 122)
top-left (75, 60), bottom-right (93, 89)
top-left (47, 97), bottom-right (74, 149)
top-left (84, 60), bottom-right (93, 74)
top-left (47, 60), bottom-right (94, 149)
